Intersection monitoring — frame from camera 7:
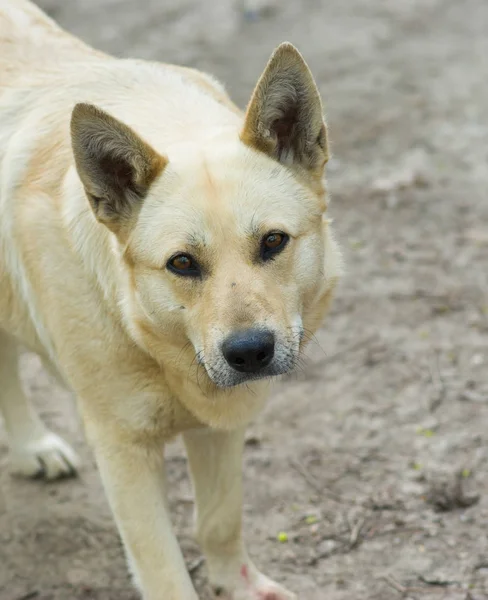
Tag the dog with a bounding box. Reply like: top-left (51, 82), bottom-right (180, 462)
top-left (0, 1), bottom-right (342, 598)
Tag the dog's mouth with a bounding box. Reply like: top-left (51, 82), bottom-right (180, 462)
top-left (203, 357), bottom-right (297, 389)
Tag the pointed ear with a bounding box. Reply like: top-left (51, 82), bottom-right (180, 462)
top-left (241, 43), bottom-right (328, 176)
top-left (70, 103), bottom-right (167, 234)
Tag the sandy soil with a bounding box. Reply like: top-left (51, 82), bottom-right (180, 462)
top-left (1, 0), bottom-right (488, 598)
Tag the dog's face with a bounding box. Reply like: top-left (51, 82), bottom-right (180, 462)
top-left (125, 146), bottom-right (336, 389)
top-left (71, 43), bottom-right (341, 393)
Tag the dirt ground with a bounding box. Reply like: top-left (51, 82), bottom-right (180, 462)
top-left (1, 0), bottom-right (488, 598)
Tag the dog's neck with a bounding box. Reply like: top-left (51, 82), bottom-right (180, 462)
top-left (62, 169), bottom-right (124, 317)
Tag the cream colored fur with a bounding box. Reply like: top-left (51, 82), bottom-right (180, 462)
top-left (0, 2), bottom-right (342, 598)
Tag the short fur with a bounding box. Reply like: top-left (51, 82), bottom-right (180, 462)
top-left (0, 2), bottom-right (342, 599)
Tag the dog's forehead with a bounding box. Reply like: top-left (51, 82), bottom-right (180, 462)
top-left (164, 143), bottom-right (318, 226)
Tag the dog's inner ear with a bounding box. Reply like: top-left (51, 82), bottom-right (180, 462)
top-left (241, 43), bottom-right (328, 176)
top-left (71, 103), bottom-right (167, 234)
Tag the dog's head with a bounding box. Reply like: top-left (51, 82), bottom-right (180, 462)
top-left (71, 43), bottom-right (341, 396)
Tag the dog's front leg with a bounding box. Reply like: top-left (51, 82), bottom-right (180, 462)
top-left (87, 426), bottom-right (198, 600)
top-left (183, 428), bottom-right (296, 600)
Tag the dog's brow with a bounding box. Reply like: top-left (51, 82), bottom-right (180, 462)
top-left (186, 232), bottom-right (207, 249)
top-left (246, 215), bottom-right (261, 239)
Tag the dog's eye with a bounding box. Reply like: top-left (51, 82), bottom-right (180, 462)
top-left (167, 253), bottom-right (200, 277)
top-left (261, 231), bottom-right (289, 260)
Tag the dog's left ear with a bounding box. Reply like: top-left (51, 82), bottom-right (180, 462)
top-left (71, 103), bottom-right (167, 235)
top-left (241, 43), bottom-right (328, 176)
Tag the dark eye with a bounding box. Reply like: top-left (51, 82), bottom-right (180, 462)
top-left (167, 253), bottom-right (200, 277)
top-left (261, 231), bottom-right (289, 260)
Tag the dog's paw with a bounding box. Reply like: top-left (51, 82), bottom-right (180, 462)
top-left (212, 567), bottom-right (297, 600)
top-left (10, 431), bottom-right (79, 480)
top-left (233, 585), bottom-right (296, 600)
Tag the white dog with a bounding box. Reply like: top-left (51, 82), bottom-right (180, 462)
top-left (0, 1), bottom-right (341, 598)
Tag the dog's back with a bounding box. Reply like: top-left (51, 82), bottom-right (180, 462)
top-left (0, 0), bottom-right (94, 349)
top-left (0, 0), bottom-right (102, 86)
top-left (0, 0), bottom-right (102, 206)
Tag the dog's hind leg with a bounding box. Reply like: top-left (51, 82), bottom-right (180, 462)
top-left (0, 330), bottom-right (79, 479)
top-left (183, 428), bottom-right (297, 600)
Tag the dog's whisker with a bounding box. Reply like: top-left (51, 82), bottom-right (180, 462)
top-left (177, 340), bottom-right (193, 365)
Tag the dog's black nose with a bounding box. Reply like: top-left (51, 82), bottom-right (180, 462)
top-left (222, 329), bottom-right (275, 373)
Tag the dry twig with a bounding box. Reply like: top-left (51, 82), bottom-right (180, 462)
top-left (429, 351), bottom-right (447, 412)
top-left (289, 459), bottom-right (363, 507)
top-left (382, 575), bottom-right (408, 595)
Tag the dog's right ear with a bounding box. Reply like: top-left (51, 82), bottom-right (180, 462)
top-left (70, 103), bottom-right (167, 235)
